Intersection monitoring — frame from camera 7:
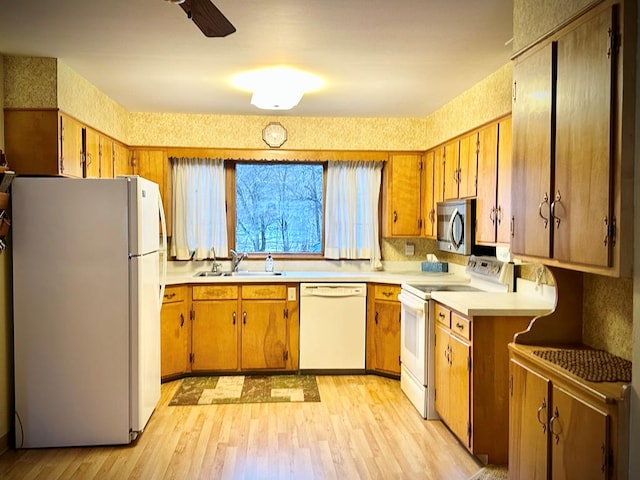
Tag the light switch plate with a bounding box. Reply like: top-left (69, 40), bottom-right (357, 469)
top-left (287, 287), bottom-right (297, 301)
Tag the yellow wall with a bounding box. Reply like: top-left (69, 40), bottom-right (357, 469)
top-left (0, 55), bottom-right (11, 453)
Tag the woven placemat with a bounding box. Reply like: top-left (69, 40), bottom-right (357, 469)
top-left (532, 349), bottom-right (631, 383)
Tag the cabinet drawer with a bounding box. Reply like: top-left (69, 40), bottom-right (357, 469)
top-left (434, 303), bottom-right (451, 328)
top-left (373, 284), bottom-right (401, 301)
top-left (242, 284), bottom-right (287, 299)
top-left (163, 286), bottom-right (186, 304)
top-left (451, 312), bottom-right (471, 341)
top-left (192, 285), bottom-right (239, 300)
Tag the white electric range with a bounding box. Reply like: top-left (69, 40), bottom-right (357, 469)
top-left (398, 255), bottom-right (513, 418)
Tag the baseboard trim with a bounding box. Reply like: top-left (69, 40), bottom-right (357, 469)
top-left (0, 431), bottom-right (9, 455)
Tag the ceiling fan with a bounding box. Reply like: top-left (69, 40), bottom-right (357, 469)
top-left (165, 0), bottom-right (236, 37)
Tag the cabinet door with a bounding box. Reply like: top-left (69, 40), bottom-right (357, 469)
top-left (387, 154), bottom-right (422, 236)
top-left (511, 43), bottom-right (554, 259)
top-left (509, 359), bottom-right (550, 480)
top-left (373, 300), bottom-right (401, 375)
top-left (476, 123), bottom-right (499, 244)
top-left (241, 300), bottom-right (288, 370)
top-left (160, 300), bottom-right (188, 378)
top-left (496, 117), bottom-right (513, 244)
top-left (422, 150), bottom-right (436, 238)
top-left (550, 386), bottom-right (610, 480)
top-left (134, 149), bottom-right (169, 234)
top-left (84, 128), bottom-right (100, 178)
top-left (100, 136), bottom-right (114, 178)
top-left (59, 114), bottom-right (84, 178)
top-left (434, 324), bottom-right (450, 422)
top-left (443, 140), bottom-right (460, 200)
top-left (448, 333), bottom-right (471, 447)
top-left (113, 142), bottom-right (132, 177)
top-left (458, 132), bottom-right (478, 199)
top-left (434, 146), bottom-right (445, 206)
top-left (192, 300), bottom-right (238, 371)
top-left (553, 7), bottom-right (615, 268)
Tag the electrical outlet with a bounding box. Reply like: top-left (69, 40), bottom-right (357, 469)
top-left (287, 287), bottom-right (297, 301)
top-left (405, 243), bottom-right (415, 256)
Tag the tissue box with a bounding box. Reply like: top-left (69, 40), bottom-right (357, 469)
top-left (421, 261), bottom-right (448, 273)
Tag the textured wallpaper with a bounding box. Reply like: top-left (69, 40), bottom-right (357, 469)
top-left (513, 0), bottom-right (595, 52)
top-left (128, 112), bottom-right (427, 151)
top-left (3, 56), bottom-right (57, 109)
top-left (57, 61), bottom-right (129, 142)
top-left (424, 63), bottom-right (512, 149)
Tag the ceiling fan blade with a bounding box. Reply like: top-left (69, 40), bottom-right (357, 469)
top-left (179, 0), bottom-right (236, 37)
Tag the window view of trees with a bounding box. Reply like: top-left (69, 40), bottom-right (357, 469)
top-left (235, 162), bottom-right (324, 253)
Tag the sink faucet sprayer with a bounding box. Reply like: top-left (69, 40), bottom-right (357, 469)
top-left (230, 249), bottom-right (248, 272)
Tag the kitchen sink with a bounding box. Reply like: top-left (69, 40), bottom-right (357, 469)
top-left (193, 271), bottom-right (284, 277)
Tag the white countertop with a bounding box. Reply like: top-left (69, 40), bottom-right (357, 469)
top-left (429, 291), bottom-right (554, 317)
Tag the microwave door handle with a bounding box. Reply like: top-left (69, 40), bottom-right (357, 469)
top-left (449, 209), bottom-right (464, 249)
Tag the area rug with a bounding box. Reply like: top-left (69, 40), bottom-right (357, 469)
top-left (169, 375), bottom-right (321, 405)
top-left (468, 465), bottom-right (508, 480)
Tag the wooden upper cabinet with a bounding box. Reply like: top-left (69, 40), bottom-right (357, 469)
top-left (383, 153), bottom-right (422, 237)
top-left (84, 128), bottom-right (100, 178)
top-left (553, 7), bottom-right (615, 268)
top-left (443, 140), bottom-right (460, 200)
top-left (422, 150), bottom-right (436, 238)
top-left (132, 149), bottom-right (171, 235)
top-left (476, 123), bottom-right (499, 244)
top-left (433, 146), bottom-right (445, 206)
top-left (113, 142), bottom-right (132, 177)
top-left (511, 42), bottom-right (554, 259)
top-left (58, 114), bottom-right (85, 178)
top-left (458, 132), bottom-right (478, 199)
top-left (496, 117), bottom-right (512, 244)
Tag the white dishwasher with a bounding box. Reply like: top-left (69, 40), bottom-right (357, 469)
top-left (299, 283), bottom-right (367, 370)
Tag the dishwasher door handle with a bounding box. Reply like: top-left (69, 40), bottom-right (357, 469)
top-left (303, 286), bottom-right (365, 298)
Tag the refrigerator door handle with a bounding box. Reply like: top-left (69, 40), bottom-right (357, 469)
top-left (158, 193), bottom-right (168, 305)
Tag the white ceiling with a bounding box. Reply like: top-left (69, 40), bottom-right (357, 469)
top-left (0, 0), bottom-right (513, 118)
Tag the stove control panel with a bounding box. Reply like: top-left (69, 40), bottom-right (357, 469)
top-left (465, 255), bottom-right (504, 279)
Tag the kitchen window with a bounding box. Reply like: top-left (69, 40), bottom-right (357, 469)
top-left (233, 162), bottom-right (324, 254)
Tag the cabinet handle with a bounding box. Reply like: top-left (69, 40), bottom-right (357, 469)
top-left (536, 398), bottom-right (547, 433)
top-left (233, 311), bottom-right (236, 325)
top-left (538, 192), bottom-right (550, 228)
top-left (180, 313), bottom-right (184, 327)
top-left (496, 205), bottom-right (502, 225)
top-left (164, 292), bottom-right (176, 299)
top-left (455, 322), bottom-right (464, 331)
top-left (393, 211), bottom-right (398, 223)
top-left (438, 312), bottom-right (445, 319)
top-left (510, 216), bottom-right (515, 238)
top-left (489, 207), bottom-right (496, 225)
top-left (243, 311), bottom-right (247, 325)
top-left (603, 217), bottom-right (609, 246)
top-left (550, 190), bottom-right (562, 229)
top-left (375, 311), bottom-right (379, 324)
top-left (549, 406), bottom-right (560, 444)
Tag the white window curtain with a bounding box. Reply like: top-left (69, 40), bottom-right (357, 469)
top-left (324, 161), bottom-right (383, 270)
top-left (170, 157), bottom-right (228, 260)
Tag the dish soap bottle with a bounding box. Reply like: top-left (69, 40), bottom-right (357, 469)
top-left (265, 253), bottom-right (274, 272)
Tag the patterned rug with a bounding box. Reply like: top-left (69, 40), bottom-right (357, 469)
top-left (468, 465), bottom-right (508, 480)
top-left (169, 375), bottom-right (321, 405)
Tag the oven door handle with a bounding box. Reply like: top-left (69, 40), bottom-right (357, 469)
top-left (398, 292), bottom-right (427, 312)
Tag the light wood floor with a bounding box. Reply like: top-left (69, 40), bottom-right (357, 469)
top-left (0, 375), bottom-right (483, 479)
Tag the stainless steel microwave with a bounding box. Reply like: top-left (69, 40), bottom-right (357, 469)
top-left (436, 198), bottom-right (476, 255)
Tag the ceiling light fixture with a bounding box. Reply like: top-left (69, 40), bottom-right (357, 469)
top-left (231, 66), bottom-right (324, 111)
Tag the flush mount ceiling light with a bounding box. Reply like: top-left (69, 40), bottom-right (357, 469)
top-left (231, 66), bottom-right (324, 111)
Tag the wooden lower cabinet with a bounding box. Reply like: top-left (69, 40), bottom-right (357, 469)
top-left (433, 302), bottom-right (532, 464)
top-left (189, 283), bottom-right (299, 373)
top-left (160, 286), bottom-right (190, 380)
top-left (366, 284), bottom-right (401, 376)
top-left (509, 344), bottom-right (627, 480)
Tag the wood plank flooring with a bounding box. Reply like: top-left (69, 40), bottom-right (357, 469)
top-left (0, 375), bottom-right (483, 479)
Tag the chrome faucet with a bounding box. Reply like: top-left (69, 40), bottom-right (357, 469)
top-left (210, 248), bottom-right (222, 273)
top-left (230, 249), bottom-right (248, 272)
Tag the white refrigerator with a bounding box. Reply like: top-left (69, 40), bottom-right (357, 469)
top-left (12, 176), bottom-right (167, 448)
